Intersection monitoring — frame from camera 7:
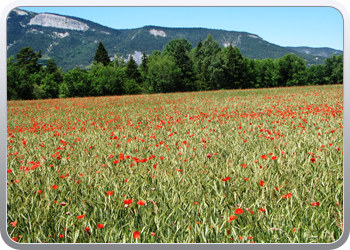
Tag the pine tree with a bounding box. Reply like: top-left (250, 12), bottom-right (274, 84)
top-left (125, 55), bottom-right (141, 83)
top-left (173, 41), bottom-right (195, 92)
top-left (93, 41), bottom-right (110, 66)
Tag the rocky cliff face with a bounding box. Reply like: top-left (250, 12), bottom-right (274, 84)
top-left (28, 13), bottom-right (89, 31)
top-left (8, 8), bottom-right (341, 70)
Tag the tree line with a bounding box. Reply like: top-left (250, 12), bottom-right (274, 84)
top-left (7, 34), bottom-right (343, 100)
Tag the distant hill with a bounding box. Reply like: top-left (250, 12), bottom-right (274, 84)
top-left (7, 8), bottom-right (342, 71)
top-left (286, 46), bottom-right (343, 58)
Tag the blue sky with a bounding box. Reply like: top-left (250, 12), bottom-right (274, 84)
top-left (19, 7), bottom-right (343, 50)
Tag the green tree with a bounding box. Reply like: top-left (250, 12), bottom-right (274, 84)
top-left (89, 63), bottom-right (125, 96)
top-left (276, 54), bottom-right (307, 87)
top-left (93, 41), bottom-right (110, 66)
top-left (15, 46), bottom-right (42, 74)
top-left (147, 54), bottom-right (181, 93)
top-left (125, 55), bottom-right (142, 84)
top-left (173, 40), bottom-right (195, 92)
top-left (8, 46), bottom-right (43, 100)
top-left (162, 38), bottom-right (192, 57)
top-left (324, 54), bottom-right (343, 84)
top-left (306, 64), bottom-right (326, 85)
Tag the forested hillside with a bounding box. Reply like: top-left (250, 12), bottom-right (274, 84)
top-left (7, 36), bottom-right (343, 100)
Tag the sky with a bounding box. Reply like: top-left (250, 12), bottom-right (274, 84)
top-left (18, 7), bottom-right (344, 51)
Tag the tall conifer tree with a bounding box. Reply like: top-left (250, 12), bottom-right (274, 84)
top-left (93, 41), bottom-right (110, 66)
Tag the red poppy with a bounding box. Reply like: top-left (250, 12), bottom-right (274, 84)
top-left (194, 202), bottom-right (198, 205)
top-left (259, 208), bottom-right (266, 213)
top-left (310, 158), bottom-right (316, 163)
top-left (235, 208), bottom-right (244, 215)
top-left (271, 156), bottom-right (277, 160)
top-left (59, 234), bottom-right (64, 238)
top-left (133, 231), bottom-right (140, 239)
top-left (238, 236), bottom-right (243, 240)
top-left (106, 191), bottom-right (113, 196)
top-left (260, 180), bottom-right (265, 187)
top-left (222, 177), bottom-right (230, 181)
top-left (124, 199), bottom-right (133, 204)
top-left (261, 155), bottom-right (267, 160)
top-left (160, 156), bottom-right (164, 160)
top-left (97, 224), bottom-right (104, 229)
top-left (287, 192), bottom-right (293, 198)
top-left (52, 185), bottom-right (58, 189)
top-left (7, 169), bottom-right (12, 174)
top-left (150, 232), bottom-right (156, 236)
top-left (10, 221), bottom-right (17, 227)
top-left (228, 215), bottom-right (237, 222)
top-left (38, 190), bottom-right (42, 194)
top-left (76, 214), bottom-right (85, 219)
top-left (137, 200), bottom-right (146, 206)
top-left (207, 153), bottom-right (212, 158)
top-left (241, 164), bottom-right (247, 168)
top-left (311, 202), bottom-right (320, 206)
top-left (12, 236), bottom-right (17, 242)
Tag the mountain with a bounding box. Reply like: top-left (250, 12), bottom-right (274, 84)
top-left (7, 8), bottom-right (342, 71)
top-left (286, 46), bottom-right (343, 58)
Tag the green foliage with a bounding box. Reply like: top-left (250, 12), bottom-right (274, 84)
top-left (93, 41), bottom-right (111, 66)
top-left (324, 54), bottom-right (343, 84)
top-left (7, 42), bottom-right (343, 100)
top-left (276, 54), bottom-right (307, 87)
top-left (147, 54), bottom-right (181, 93)
top-left (162, 38), bottom-right (192, 57)
top-left (89, 63), bottom-right (125, 96)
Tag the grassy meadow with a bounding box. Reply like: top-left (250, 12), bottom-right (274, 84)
top-left (6, 85), bottom-right (343, 243)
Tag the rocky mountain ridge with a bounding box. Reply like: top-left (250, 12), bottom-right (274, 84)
top-left (7, 8), bottom-right (343, 70)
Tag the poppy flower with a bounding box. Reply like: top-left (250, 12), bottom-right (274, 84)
top-left (38, 190), bottom-right (42, 194)
top-left (207, 153), bottom-right (212, 158)
top-left (310, 158), bottom-right (316, 163)
top-left (259, 208), bottom-right (266, 213)
top-left (52, 185), bottom-right (58, 189)
top-left (260, 180), bottom-right (265, 187)
top-left (228, 215), bottom-right (237, 222)
top-left (97, 224), bottom-right (104, 229)
top-left (287, 193), bottom-right (293, 198)
top-left (235, 208), bottom-right (244, 215)
top-left (106, 191), bottom-right (113, 196)
top-left (133, 231), bottom-right (140, 239)
top-left (60, 202), bottom-right (66, 206)
top-left (10, 221), bottom-right (17, 227)
top-left (7, 169), bottom-right (12, 174)
top-left (150, 232), bottom-right (156, 236)
top-left (59, 234), bottom-right (64, 238)
top-left (160, 156), bottom-right (164, 160)
top-left (76, 214), bottom-right (85, 219)
top-left (194, 202), bottom-right (198, 205)
top-left (241, 164), bottom-right (247, 168)
top-left (311, 202), bottom-right (320, 206)
top-left (261, 155), bottom-right (267, 159)
top-left (271, 156), bottom-right (277, 160)
top-left (238, 236), bottom-right (243, 240)
top-left (222, 177), bottom-right (230, 181)
top-left (137, 200), bottom-right (146, 206)
top-left (124, 199), bottom-right (133, 204)
top-left (12, 236), bottom-right (17, 242)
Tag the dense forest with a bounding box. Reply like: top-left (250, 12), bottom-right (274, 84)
top-left (7, 34), bottom-right (343, 100)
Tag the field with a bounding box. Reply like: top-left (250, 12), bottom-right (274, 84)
top-left (6, 85), bottom-right (343, 243)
